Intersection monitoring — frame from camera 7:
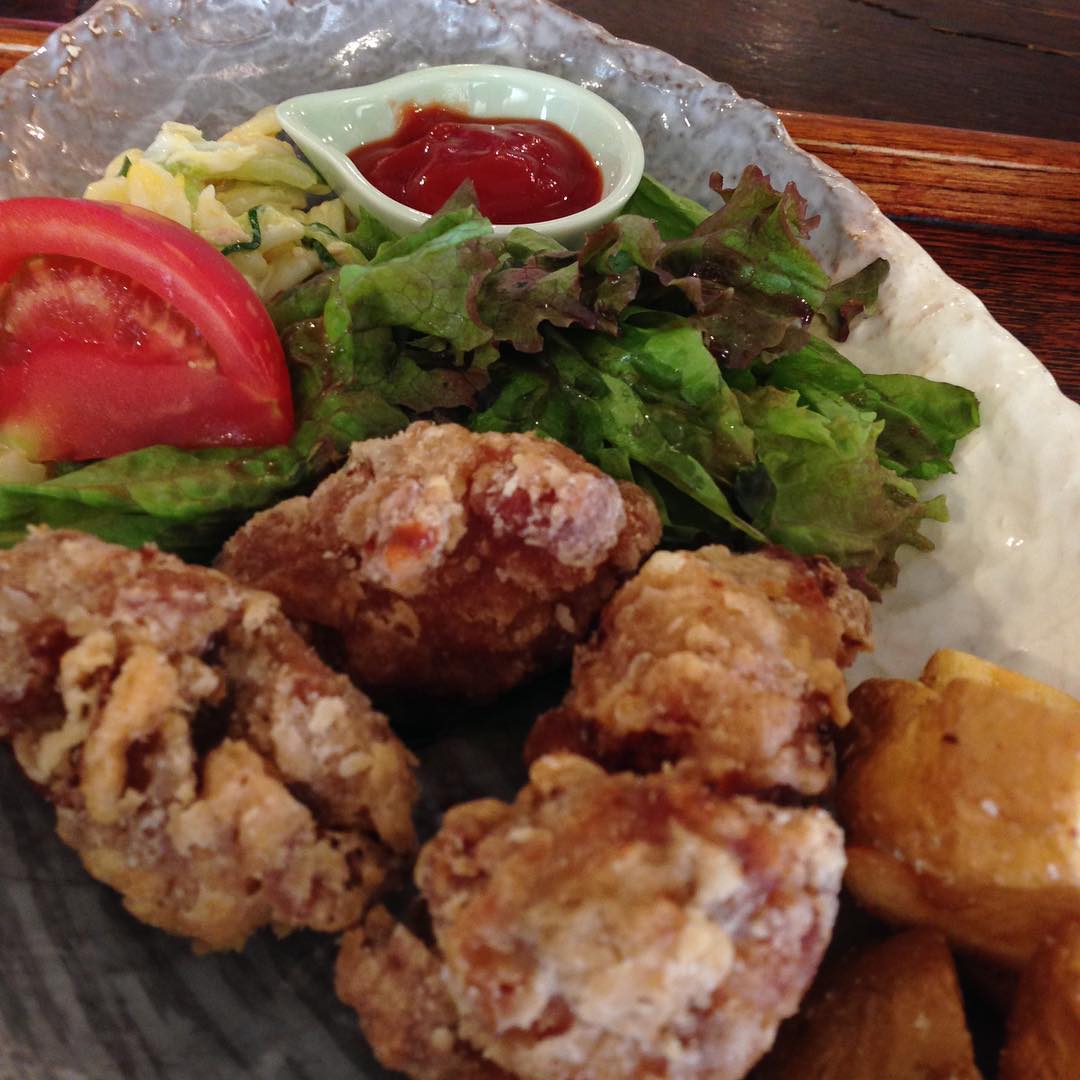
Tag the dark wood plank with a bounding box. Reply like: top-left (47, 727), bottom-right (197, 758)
top-left (555, 0), bottom-right (1080, 141)
top-left (903, 224), bottom-right (1080, 401)
top-left (776, 112), bottom-right (1080, 398)
top-left (0, 2), bottom-right (81, 20)
top-left (853, 0), bottom-right (1075, 55)
top-left (780, 112), bottom-right (1080, 234)
top-left (6, 1), bottom-right (1080, 138)
top-left (0, 20), bottom-right (44, 75)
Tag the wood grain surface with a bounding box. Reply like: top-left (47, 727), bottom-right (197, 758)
top-left (779, 111), bottom-right (1080, 401)
top-left (0, 19), bottom-right (44, 70)
top-left (780, 113), bottom-right (1080, 234)
top-left (3, 15), bottom-right (1077, 402)
top-left (7, 0), bottom-right (1080, 138)
top-left (555, 0), bottom-right (1080, 142)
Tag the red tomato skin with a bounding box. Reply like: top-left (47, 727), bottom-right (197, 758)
top-left (0, 198), bottom-right (293, 461)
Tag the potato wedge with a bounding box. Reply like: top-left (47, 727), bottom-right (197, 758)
top-left (837, 650), bottom-right (1080, 969)
top-left (754, 928), bottom-right (981, 1078)
top-left (1000, 919), bottom-right (1080, 1080)
top-left (922, 648), bottom-right (1078, 712)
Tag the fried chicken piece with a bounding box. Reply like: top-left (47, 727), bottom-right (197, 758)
top-left (526, 546), bottom-right (872, 796)
top-left (336, 906), bottom-right (514, 1080)
top-left (216, 422), bottom-right (661, 700)
top-left (837, 649), bottom-right (1080, 969)
top-left (999, 919), bottom-right (1080, 1080)
top-left (753, 928), bottom-right (982, 1079)
top-left (0, 528), bottom-right (418, 951)
top-left (344, 753), bottom-right (842, 1080)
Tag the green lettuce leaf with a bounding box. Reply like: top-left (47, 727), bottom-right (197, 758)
top-left (659, 167), bottom-right (829, 316)
top-left (764, 340), bottom-right (980, 480)
top-left (0, 322), bottom-right (409, 559)
top-left (643, 168), bottom-right (855, 367)
top-left (0, 171), bottom-right (977, 589)
top-left (477, 261), bottom-right (596, 352)
top-left (325, 207), bottom-right (497, 351)
top-left (475, 326), bottom-right (760, 542)
top-left (621, 173), bottom-right (711, 240)
top-left (819, 257), bottom-right (890, 340)
top-left (736, 385), bottom-right (948, 588)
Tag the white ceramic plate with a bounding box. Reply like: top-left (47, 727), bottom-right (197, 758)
top-left (0, 1), bottom-right (1077, 1077)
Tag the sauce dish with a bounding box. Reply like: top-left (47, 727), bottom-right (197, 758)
top-left (276, 64), bottom-right (645, 244)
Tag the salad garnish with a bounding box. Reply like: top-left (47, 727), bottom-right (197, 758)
top-left (82, 107), bottom-right (366, 300)
top-left (0, 198), bottom-right (293, 464)
top-left (0, 111), bottom-right (979, 587)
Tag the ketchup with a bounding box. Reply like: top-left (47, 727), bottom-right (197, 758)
top-left (348, 104), bottom-right (603, 224)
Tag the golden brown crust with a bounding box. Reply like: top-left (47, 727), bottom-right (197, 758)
top-left (0, 528), bottom-right (418, 951)
top-left (410, 753), bottom-right (845, 1080)
top-left (336, 908), bottom-right (513, 1080)
top-left (216, 422), bottom-right (660, 701)
top-left (526, 545), bottom-right (872, 796)
top-left (1000, 919), bottom-right (1080, 1080)
top-left (837, 650), bottom-right (1080, 969)
top-left (754, 928), bottom-right (982, 1078)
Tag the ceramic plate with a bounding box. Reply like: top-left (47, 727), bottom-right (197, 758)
top-left (0, 1), bottom-right (1078, 1076)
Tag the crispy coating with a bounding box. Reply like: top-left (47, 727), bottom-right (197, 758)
top-left (526, 546), bottom-right (872, 796)
top-left (0, 529), bottom-right (418, 951)
top-left (216, 422), bottom-right (660, 701)
top-left (336, 907), bottom-right (514, 1080)
top-left (1000, 919), bottom-right (1080, 1080)
top-left (371, 753), bottom-right (843, 1080)
top-left (754, 928), bottom-right (981, 1078)
top-left (837, 648), bottom-right (1080, 969)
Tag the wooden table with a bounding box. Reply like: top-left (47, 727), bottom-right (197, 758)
top-left (2, 2), bottom-right (1078, 401)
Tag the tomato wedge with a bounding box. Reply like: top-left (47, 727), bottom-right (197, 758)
top-left (0, 198), bottom-right (293, 461)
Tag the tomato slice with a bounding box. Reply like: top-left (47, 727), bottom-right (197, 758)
top-left (0, 198), bottom-right (293, 462)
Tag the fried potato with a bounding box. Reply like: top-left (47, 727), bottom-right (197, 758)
top-left (754, 928), bottom-right (981, 1078)
top-left (921, 648), bottom-right (1078, 711)
top-left (999, 919), bottom-right (1080, 1080)
top-left (837, 649), bottom-right (1080, 968)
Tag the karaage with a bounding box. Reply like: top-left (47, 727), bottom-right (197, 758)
top-left (336, 906), bottom-right (514, 1080)
top-left (526, 545), bottom-right (872, 795)
top-left (0, 528), bottom-right (418, 951)
top-left (339, 753), bottom-right (845, 1080)
top-left (216, 422), bottom-right (660, 701)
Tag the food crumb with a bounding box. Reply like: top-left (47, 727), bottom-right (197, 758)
top-left (554, 603), bottom-right (575, 633)
top-left (309, 696), bottom-right (345, 735)
top-left (338, 751), bottom-right (371, 779)
top-left (430, 1027), bottom-right (455, 1053)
